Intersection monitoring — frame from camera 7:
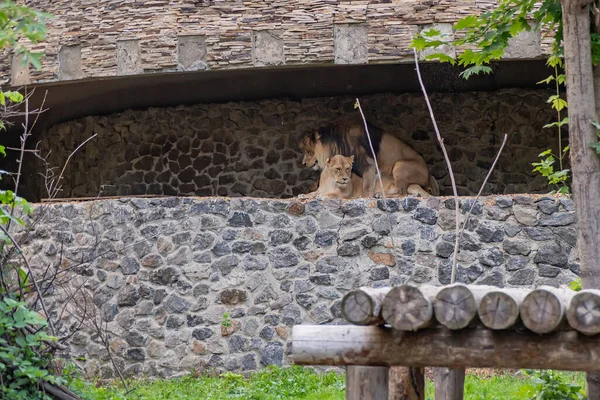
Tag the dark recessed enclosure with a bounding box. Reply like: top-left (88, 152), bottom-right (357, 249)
top-left (6, 61), bottom-right (560, 201)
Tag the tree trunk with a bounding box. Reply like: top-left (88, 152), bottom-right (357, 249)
top-left (561, 0), bottom-right (600, 397)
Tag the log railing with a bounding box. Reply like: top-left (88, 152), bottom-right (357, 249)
top-left (293, 284), bottom-right (600, 400)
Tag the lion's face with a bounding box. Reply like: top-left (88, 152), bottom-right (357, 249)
top-left (326, 155), bottom-right (354, 185)
top-left (299, 135), bottom-right (318, 169)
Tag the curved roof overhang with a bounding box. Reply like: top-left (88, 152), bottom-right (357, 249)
top-left (4, 59), bottom-right (552, 141)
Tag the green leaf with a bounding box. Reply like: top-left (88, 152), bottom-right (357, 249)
top-left (453, 15), bottom-right (481, 31)
top-left (423, 53), bottom-right (456, 64)
top-left (536, 75), bottom-right (555, 85)
top-left (422, 28), bottom-right (441, 37)
top-left (411, 36), bottom-right (428, 51)
top-left (547, 95), bottom-right (567, 112)
top-left (543, 117), bottom-right (569, 129)
top-left (459, 65), bottom-right (493, 80)
top-left (0, 145), bottom-right (5, 157)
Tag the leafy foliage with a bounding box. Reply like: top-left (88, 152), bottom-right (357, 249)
top-left (221, 311), bottom-right (232, 328)
top-left (569, 278), bottom-right (582, 292)
top-left (411, 0), bottom-right (578, 194)
top-left (522, 370), bottom-right (587, 400)
top-left (591, 121), bottom-right (600, 156)
top-left (0, 297), bottom-right (64, 399)
top-left (0, 1), bottom-right (49, 70)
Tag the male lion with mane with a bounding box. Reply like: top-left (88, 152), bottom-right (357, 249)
top-left (299, 115), bottom-right (438, 198)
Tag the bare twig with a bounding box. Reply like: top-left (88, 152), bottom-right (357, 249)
top-left (48, 134), bottom-right (98, 198)
top-left (412, 48), bottom-right (460, 283)
top-left (458, 134), bottom-right (508, 241)
top-left (355, 99), bottom-right (396, 253)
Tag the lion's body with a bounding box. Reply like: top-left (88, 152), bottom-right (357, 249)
top-left (300, 116), bottom-right (439, 198)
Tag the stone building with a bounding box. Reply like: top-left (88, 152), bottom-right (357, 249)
top-left (2, 0), bottom-right (577, 378)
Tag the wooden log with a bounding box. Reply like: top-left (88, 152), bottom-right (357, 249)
top-left (381, 285), bottom-right (441, 331)
top-left (293, 325), bottom-right (600, 371)
top-left (346, 365), bottom-right (389, 400)
top-left (433, 283), bottom-right (489, 330)
top-left (342, 288), bottom-right (391, 326)
top-left (520, 286), bottom-right (573, 334)
top-left (389, 367), bottom-right (424, 400)
top-left (478, 288), bottom-right (527, 330)
top-left (566, 289), bottom-right (600, 336)
top-left (434, 368), bottom-right (465, 400)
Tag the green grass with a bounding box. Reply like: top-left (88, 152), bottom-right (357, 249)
top-left (67, 367), bottom-right (587, 400)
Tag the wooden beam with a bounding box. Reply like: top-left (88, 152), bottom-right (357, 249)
top-left (293, 325), bottom-right (600, 371)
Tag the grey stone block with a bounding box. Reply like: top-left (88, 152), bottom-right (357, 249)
top-left (177, 35), bottom-right (208, 71)
top-left (334, 24), bottom-right (368, 65)
top-left (503, 26), bottom-right (542, 60)
top-left (58, 44), bottom-right (84, 80)
top-left (253, 30), bottom-right (284, 67)
top-left (419, 23), bottom-right (456, 60)
top-left (117, 39), bottom-right (143, 76)
top-left (11, 53), bottom-right (30, 86)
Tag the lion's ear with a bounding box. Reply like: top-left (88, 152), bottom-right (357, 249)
top-left (315, 131), bottom-right (321, 140)
top-left (349, 155), bottom-right (355, 164)
top-left (326, 157), bottom-right (331, 166)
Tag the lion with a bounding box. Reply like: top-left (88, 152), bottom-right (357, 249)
top-left (299, 155), bottom-right (355, 200)
top-left (299, 116), bottom-right (439, 198)
top-left (299, 154), bottom-right (431, 200)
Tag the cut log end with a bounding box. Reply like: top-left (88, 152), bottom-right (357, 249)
top-left (567, 290), bottom-right (600, 336)
top-left (479, 291), bottom-right (520, 330)
top-left (520, 288), bottom-right (565, 334)
top-left (342, 290), bottom-right (377, 325)
top-left (434, 284), bottom-right (477, 330)
top-left (382, 285), bottom-right (434, 331)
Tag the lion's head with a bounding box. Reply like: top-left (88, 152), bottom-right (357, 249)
top-left (325, 155), bottom-right (354, 186)
top-left (300, 131), bottom-right (331, 170)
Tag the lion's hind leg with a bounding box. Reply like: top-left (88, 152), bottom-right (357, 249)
top-left (407, 184), bottom-right (431, 198)
top-left (391, 160), bottom-right (430, 197)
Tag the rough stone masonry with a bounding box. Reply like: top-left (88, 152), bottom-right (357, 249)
top-left (31, 89), bottom-right (557, 201)
top-left (21, 194), bottom-right (578, 378)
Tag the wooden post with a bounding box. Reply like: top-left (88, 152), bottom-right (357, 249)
top-left (346, 366), bottom-right (389, 400)
top-left (561, 0), bottom-right (600, 397)
top-left (389, 367), bottom-right (425, 400)
top-left (434, 368), bottom-right (465, 400)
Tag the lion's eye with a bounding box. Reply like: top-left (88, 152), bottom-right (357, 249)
top-left (336, 168), bottom-right (341, 172)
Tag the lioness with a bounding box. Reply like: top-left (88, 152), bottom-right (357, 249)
top-left (300, 116), bottom-right (439, 198)
top-left (299, 155), bottom-right (356, 200)
top-left (299, 155), bottom-right (430, 200)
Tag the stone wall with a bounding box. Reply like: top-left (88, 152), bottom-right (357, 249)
top-left (33, 89), bottom-right (557, 200)
top-left (7, 0), bottom-right (552, 85)
top-left (21, 195), bottom-right (578, 378)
